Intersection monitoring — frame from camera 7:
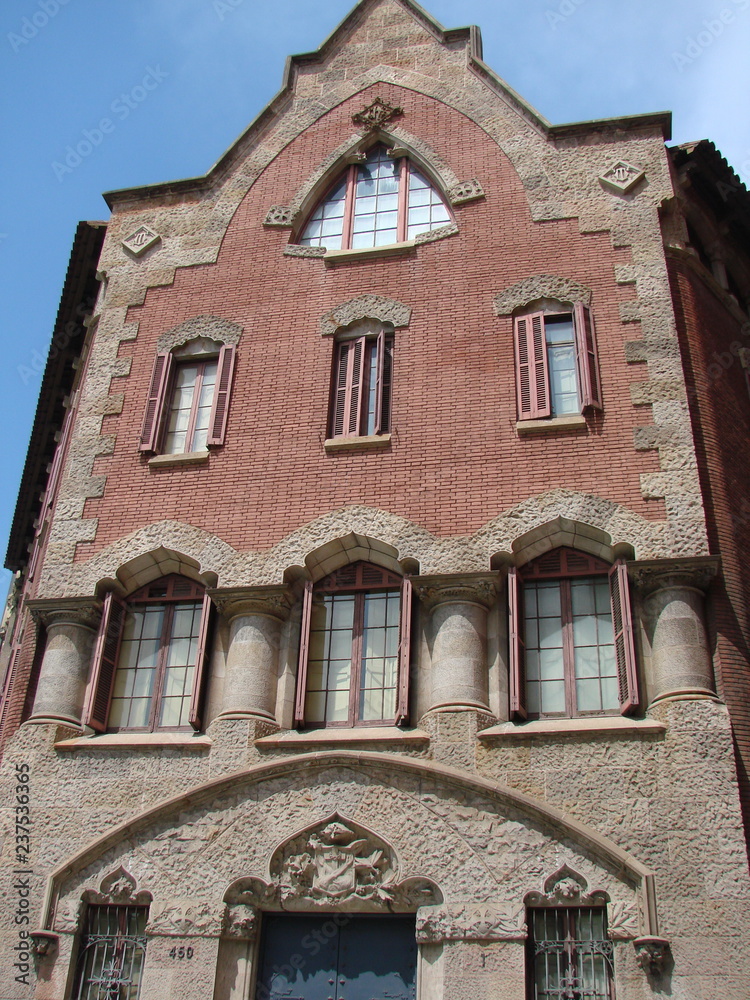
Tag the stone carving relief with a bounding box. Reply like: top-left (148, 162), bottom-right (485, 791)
top-left (146, 899), bottom-right (223, 938)
top-left (416, 903), bottom-right (526, 942)
top-left (448, 178), bottom-right (485, 204)
top-left (599, 161), bottom-right (645, 195)
top-left (263, 205), bottom-right (295, 227)
top-left (352, 97), bottom-right (403, 131)
top-left (226, 814), bottom-right (442, 913)
top-left (122, 226), bottom-right (161, 256)
top-left (634, 936), bottom-right (671, 975)
top-left (525, 865), bottom-right (639, 942)
top-left (221, 904), bottom-right (258, 941)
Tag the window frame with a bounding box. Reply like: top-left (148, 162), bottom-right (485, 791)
top-left (83, 575), bottom-right (213, 733)
top-left (330, 324), bottom-right (394, 439)
top-left (526, 905), bottom-right (615, 1000)
top-left (297, 144), bottom-right (453, 251)
top-left (514, 304), bottom-right (602, 421)
top-left (295, 562), bottom-right (412, 729)
top-left (139, 342), bottom-right (236, 454)
top-left (508, 549), bottom-right (638, 721)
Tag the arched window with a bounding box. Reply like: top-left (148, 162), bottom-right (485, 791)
top-left (298, 145), bottom-right (451, 251)
top-left (83, 575), bottom-right (213, 732)
top-left (295, 562), bottom-right (413, 728)
top-left (508, 548), bottom-right (638, 719)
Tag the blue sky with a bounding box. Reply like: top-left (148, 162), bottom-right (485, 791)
top-left (1, 0), bottom-right (749, 598)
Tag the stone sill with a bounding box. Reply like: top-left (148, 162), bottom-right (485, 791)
top-left (148, 451), bottom-right (210, 468)
top-left (478, 717), bottom-right (666, 740)
top-left (323, 241), bottom-right (417, 266)
top-left (55, 732), bottom-right (213, 750)
top-left (324, 434), bottom-right (391, 452)
top-left (516, 414), bottom-right (587, 434)
top-left (255, 727), bottom-right (429, 748)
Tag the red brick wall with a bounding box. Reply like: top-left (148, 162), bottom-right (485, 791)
top-left (77, 82), bottom-right (663, 561)
top-left (668, 252), bottom-right (750, 834)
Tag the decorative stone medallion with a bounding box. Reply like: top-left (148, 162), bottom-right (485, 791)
top-left (352, 98), bottom-right (403, 131)
top-left (122, 226), bottom-right (161, 256)
top-left (599, 161), bottom-right (645, 195)
top-left (263, 205), bottom-right (294, 227)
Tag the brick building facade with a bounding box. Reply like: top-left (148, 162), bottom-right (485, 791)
top-left (1, 1), bottom-right (750, 998)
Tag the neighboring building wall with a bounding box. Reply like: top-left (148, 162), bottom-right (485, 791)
top-left (668, 248), bottom-right (750, 833)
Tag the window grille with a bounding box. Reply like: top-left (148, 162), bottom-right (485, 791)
top-left (528, 907), bottom-right (615, 1000)
top-left (72, 904), bottom-right (148, 1000)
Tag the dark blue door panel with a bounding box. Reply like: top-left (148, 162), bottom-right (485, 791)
top-left (256, 915), bottom-right (338, 1000)
top-left (256, 915), bottom-right (417, 1000)
top-left (338, 916), bottom-right (417, 1000)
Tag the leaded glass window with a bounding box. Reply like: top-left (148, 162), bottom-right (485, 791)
top-left (298, 145), bottom-right (451, 250)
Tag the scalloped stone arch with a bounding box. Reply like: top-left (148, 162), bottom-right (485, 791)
top-left (320, 295), bottom-right (412, 335)
top-left (300, 531), bottom-right (410, 582)
top-left (155, 315), bottom-right (243, 353)
top-left (41, 751), bottom-right (658, 935)
top-left (104, 546), bottom-right (215, 596)
top-left (493, 275), bottom-right (594, 315)
top-left (502, 515), bottom-right (636, 568)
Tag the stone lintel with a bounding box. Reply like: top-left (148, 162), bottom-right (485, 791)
top-left (208, 585), bottom-right (294, 621)
top-left (413, 573), bottom-right (499, 611)
top-left (26, 596), bottom-right (102, 631)
top-left (628, 556), bottom-right (720, 596)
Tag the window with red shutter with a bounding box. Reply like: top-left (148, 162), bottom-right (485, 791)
top-left (140, 339), bottom-right (236, 455)
top-left (508, 548), bottom-right (638, 720)
top-left (84, 576), bottom-right (213, 732)
top-left (295, 562), bottom-right (412, 728)
top-left (513, 305), bottom-right (602, 421)
top-left (329, 324), bottom-right (394, 438)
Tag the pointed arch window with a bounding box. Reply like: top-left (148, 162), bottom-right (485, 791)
top-left (298, 145), bottom-right (452, 251)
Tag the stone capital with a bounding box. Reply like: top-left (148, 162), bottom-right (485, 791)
top-left (208, 586), bottom-right (294, 622)
top-left (412, 574), bottom-right (499, 611)
top-left (221, 904), bottom-right (258, 941)
top-left (26, 596), bottom-right (102, 632)
top-left (629, 556), bottom-right (719, 597)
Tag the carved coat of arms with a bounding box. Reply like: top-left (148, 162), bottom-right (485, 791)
top-left (284, 821), bottom-right (390, 901)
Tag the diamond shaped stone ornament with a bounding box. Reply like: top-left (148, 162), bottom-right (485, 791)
top-left (122, 226), bottom-right (161, 256)
top-left (352, 97), bottom-right (403, 131)
top-left (599, 161), bottom-right (645, 195)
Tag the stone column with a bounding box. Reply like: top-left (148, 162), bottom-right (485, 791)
top-left (210, 587), bottom-right (293, 721)
top-left (26, 598), bottom-right (101, 726)
top-left (415, 575), bottom-right (498, 713)
top-left (633, 557), bottom-right (719, 703)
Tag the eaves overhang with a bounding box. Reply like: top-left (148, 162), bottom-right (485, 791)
top-left (4, 221), bottom-right (106, 573)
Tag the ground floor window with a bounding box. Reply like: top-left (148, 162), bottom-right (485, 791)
top-left (256, 913), bottom-right (417, 1000)
top-left (72, 904), bottom-right (148, 1000)
top-left (527, 906), bottom-right (614, 999)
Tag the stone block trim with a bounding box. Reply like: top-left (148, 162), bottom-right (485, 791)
top-left (155, 316), bottom-right (243, 354)
top-left (319, 294), bottom-right (412, 335)
top-left (493, 274), bottom-right (594, 314)
top-left (42, 492), bottom-right (671, 599)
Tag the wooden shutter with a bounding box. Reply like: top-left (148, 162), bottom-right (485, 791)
top-left (508, 567), bottom-right (527, 719)
top-left (346, 336), bottom-right (365, 436)
top-left (374, 329), bottom-right (386, 434)
top-left (140, 351), bottom-right (173, 452)
top-left (609, 560), bottom-right (639, 715)
top-left (188, 592), bottom-right (214, 731)
top-left (573, 303), bottom-right (602, 410)
top-left (332, 343), bottom-right (350, 438)
top-left (0, 646), bottom-right (21, 744)
top-left (514, 313), bottom-right (550, 419)
top-left (294, 581), bottom-right (313, 726)
top-left (83, 592), bottom-right (127, 732)
top-left (207, 344), bottom-right (236, 446)
top-left (395, 576), bottom-right (413, 724)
